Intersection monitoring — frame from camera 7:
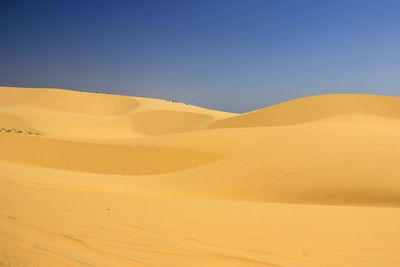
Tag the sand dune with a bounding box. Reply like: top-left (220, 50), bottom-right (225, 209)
top-left (208, 93), bottom-right (400, 128)
top-left (0, 87), bottom-right (139, 115)
top-left (0, 87), bottom-right (233, 139)
top-left (1, 86), bottom-right (400, 267)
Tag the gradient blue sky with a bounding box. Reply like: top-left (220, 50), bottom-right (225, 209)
top-left (1, 0), bottom-right (400, 112)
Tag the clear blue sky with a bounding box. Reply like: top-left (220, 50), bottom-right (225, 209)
top-left (1, 0), bottom-right (400, 112)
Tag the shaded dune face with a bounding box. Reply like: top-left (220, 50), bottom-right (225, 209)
top-left (0, 113), bottom-right (40, 133)
top-left (130, 111), bottom-right (213, 135)
top-left (0, 134), bottom-right (218, 175)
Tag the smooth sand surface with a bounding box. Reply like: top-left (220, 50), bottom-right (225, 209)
top-left (1, 86), bottom-right (400, 266)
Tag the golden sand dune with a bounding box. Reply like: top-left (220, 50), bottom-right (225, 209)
top-left (0, 87), bottom-right (233, 139)
top-left (208, 93), bottom-right (400, 128)
top-left (1, 86), bottom-right (400, 267)
top-left (0, 87), bottom-right (139, 115)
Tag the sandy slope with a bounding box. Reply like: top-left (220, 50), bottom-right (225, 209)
top-left (1, 86), bottom-right (400, 267)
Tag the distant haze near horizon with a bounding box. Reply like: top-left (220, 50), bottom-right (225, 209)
top-left (2, 0), bottom-right (400, 112)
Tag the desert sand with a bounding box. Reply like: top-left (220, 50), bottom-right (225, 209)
top-left (1, 86), bottom-right (400, 267)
